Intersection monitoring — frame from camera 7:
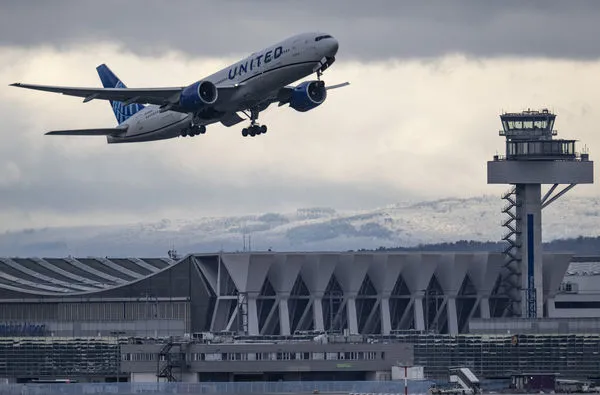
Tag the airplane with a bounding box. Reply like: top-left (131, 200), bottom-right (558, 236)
top-left (10, 32), bottom-right (348, 144)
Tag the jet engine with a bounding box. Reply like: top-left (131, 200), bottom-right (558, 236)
top-left (289, 80), bottom-right (327, 112)
top-left (179, 80), bottom-right (218, 111)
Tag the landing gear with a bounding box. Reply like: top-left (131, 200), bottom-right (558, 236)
top-left (314, 56), bottom-right (334, 80)
top-left (180, 124), bottom-right (206, 137)
top-left (240, 108), bottom-right (268, 137)
top-left (242, 124), bottom-right (267, 137)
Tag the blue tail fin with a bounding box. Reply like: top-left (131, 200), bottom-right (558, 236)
top-left (96, 64), bottom-right (145, 124)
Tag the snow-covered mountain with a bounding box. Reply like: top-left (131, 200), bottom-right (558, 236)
top-left (1, 194), bottom-right (599, 257)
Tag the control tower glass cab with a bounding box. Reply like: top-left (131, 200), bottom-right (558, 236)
top-left (501, 109), bottom-right (556, 140)
top-left (488, 109), bottom-right (593, 320)
top-left (498, 109), bottom-right (578, 161)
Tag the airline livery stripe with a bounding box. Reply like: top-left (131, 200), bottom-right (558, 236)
top-left (236, 60), bottom-right (320, 85)
top-left (112, 80), bottom-right (145, 124)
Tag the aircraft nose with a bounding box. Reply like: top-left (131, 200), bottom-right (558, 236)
top-left (328, 38), bottom-right (339, 56)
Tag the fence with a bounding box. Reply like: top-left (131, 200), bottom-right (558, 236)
top-left (0, 380), bottom-right (435, 395)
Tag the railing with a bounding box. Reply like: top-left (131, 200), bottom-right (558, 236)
top-left (499, 128), bottom-right (557, 137)
top-left (492, 151), bottom-right (585, 162)
top-left (0, 380), bottom-right (435, 395)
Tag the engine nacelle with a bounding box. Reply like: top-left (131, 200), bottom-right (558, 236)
top-left (179, 80), bottom-right (218, 111)
top-left (289, 80), bottom-right (327, 112)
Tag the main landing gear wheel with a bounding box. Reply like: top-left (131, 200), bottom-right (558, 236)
top-left (181, 125), bottom-right (206, 137)
top-left (242, 124), bottom-right (267, 137)
top-left (240, 108), bottom-right (268, 137)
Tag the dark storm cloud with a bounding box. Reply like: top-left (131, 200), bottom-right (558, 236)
top-left (2, 0), bottom-right (600, 60)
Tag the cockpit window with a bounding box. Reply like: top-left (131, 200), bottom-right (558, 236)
top-left (315, 35), bottom-right (332, 41)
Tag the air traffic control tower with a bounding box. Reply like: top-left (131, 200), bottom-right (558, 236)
top-left (488, 109), bottom-right (594, 319)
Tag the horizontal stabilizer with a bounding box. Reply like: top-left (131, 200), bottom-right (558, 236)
top-left (45, 127), bottom-right (127, 136)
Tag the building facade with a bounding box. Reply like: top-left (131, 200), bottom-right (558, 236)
top-left (122, 336), bottom-right (413, 382)
top-left (0, 252), bottom-right (598, 382)
top-left (190, 252), bottom-right (572, 336)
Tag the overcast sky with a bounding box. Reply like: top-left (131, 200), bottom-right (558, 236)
top-left (1, 1), bottom-right (600, 232)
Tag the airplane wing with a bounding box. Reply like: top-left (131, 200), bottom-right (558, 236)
top-left (10, 82), bottom-right (242, 113)
top-left (10, 83), bottom-right (182, 106)
top-left (45, 126), bottom-right (128, 136)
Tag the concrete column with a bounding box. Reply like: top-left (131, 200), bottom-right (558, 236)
top-left (414, 297), bottom-right (425, 330)
top-left (313, 297), bottom-right (325, 331)
top-left (434, 254), bottom-right (468, 334)
top-left (446, 298), bottom-right (459, 335)
top-left (480, 297), bottom-right (491, 319)
top-left (278, 298), bottom-right (291, 335)
top-left (335, 254), bottom-right (370, 334)
top-left (247, 296), bottom-right (259, 335)
top-left (380, 297), bottom-right (392, 335)
top-left (368, 254), bottom-right (404, 336)
top-left (402, 254), bottom-right (438, 329)
top-left (346, 296), bottom-right (359, 334)
top-left (517, 183), bottom-right (543, 318)
top-left (269, 254), bottom-right (303, 335)
top-left (467, 253), bottom-right (503, 321)
top-left (301, 254), bottom-right (338, 332)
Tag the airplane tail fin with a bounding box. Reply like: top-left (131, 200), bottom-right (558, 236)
top-left (96, 64), bottom-right (145, 124)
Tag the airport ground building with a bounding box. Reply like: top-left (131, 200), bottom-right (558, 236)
top-left (0, 252), bottom-right (599, 382)
top-left (0, 252), bottom-right (584, 338)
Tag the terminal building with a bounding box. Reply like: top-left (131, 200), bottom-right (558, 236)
top-left (0, 251), bottom-right (599, 382)
top-left (0, 109), bottom-right (597, 383)
top-left (0, 252), bottom-right (581, 339)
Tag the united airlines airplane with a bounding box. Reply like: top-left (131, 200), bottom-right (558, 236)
top-left (10, 32), bottom-right (347, 144)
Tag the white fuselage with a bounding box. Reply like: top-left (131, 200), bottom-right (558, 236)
top-left (107, 32), bottom-right (338, 143)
